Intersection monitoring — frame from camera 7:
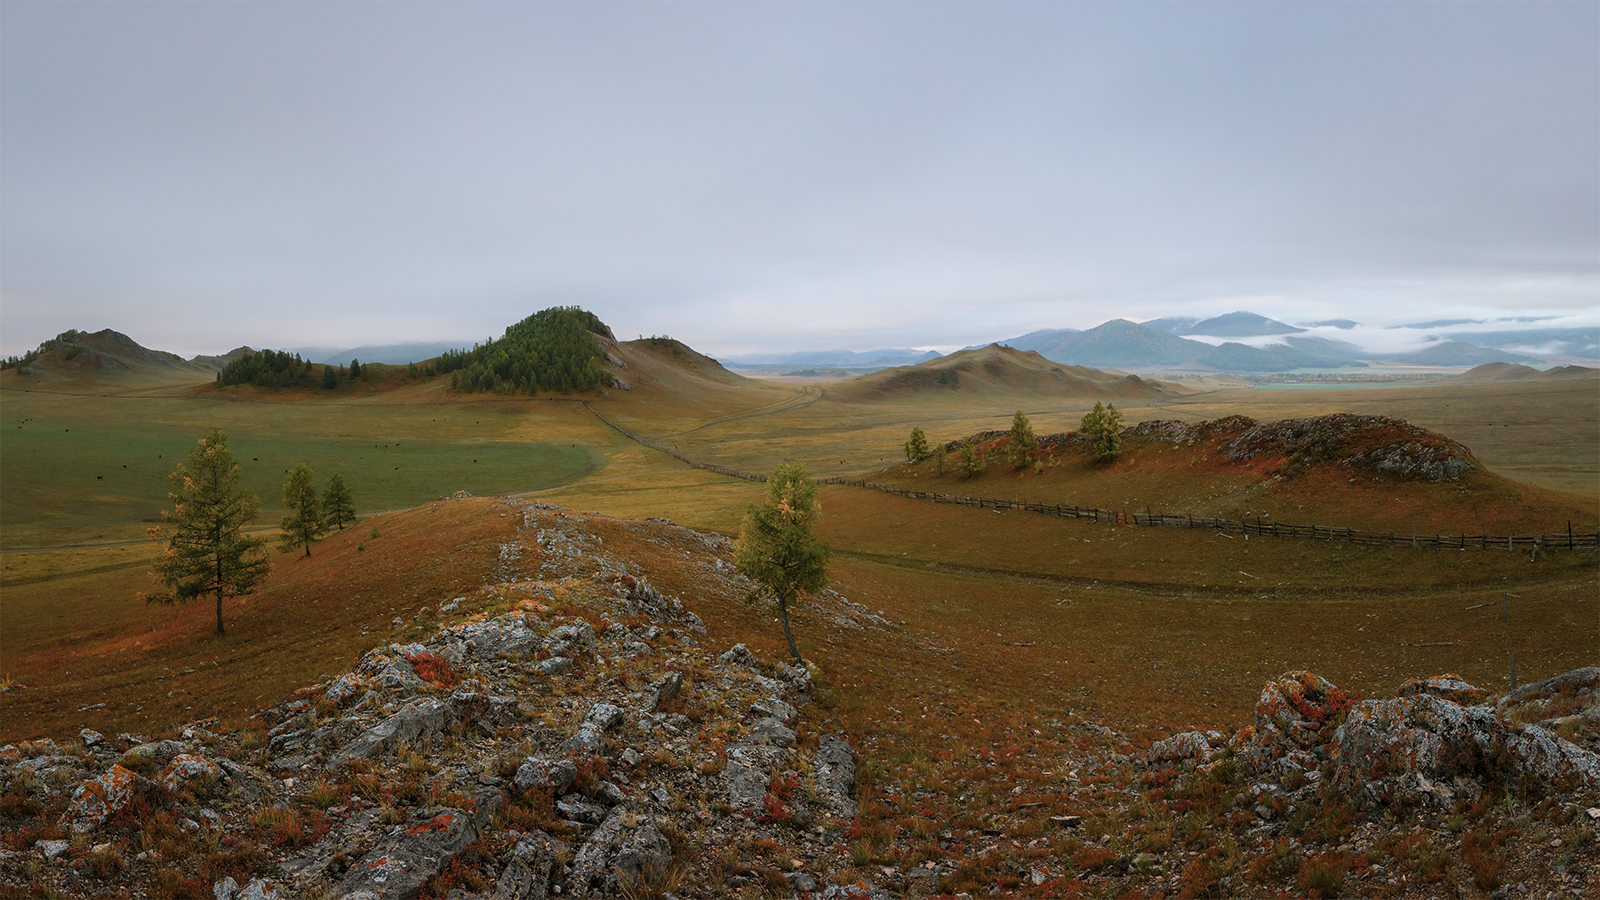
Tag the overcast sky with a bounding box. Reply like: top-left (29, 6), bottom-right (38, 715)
top-left (3, 2), bottom-right (1596, 359)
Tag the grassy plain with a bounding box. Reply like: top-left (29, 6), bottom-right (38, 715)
top-left (2, 348), bottom-right (1595, 744)
top-left (0, 382), bottom-right (619, 546)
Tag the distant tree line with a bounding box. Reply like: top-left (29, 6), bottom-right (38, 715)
top-left (2, 330), bottom-right (84, 370)
top-left (218, 350), bottom-right (372, 389)
top-left (438, 306), bottom-right (615, 395)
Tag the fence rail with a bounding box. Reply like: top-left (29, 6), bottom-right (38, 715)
top-left (581, 402), bottom-right (1598, 553)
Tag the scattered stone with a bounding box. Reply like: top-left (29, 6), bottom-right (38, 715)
top-left (514, 757), bottom-right (577, 795)
top-left (718, 643), bottom-right (758, 668)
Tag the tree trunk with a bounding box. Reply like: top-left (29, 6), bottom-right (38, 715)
top-left (778, 593), bottom-right (803, 666)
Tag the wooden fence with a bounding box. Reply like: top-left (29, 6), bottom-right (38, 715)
top-left (581, 403), bottom-right (1598, 553)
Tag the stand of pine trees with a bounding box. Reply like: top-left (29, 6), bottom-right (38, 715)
top-left (438, 307), bottom-right (614, 395)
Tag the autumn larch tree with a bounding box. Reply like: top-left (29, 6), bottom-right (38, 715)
top-left (322, 473), bottom-right (357, 530)
top-left (146, 428), bottom-right (270, 636)
top-left (735, 464), bottom-right (831, 665)
top-left (1080, 401), bottom-right (1125, 461)
top-left (1008, 410), bottom-right (1037, 469)
top-left (904, 426), bottom-right (931, 463)
top-left (279, 463), bottom-right (324, 556)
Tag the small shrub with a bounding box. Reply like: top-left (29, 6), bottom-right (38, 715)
top-left (1297, 851), bottom-right (1351, 899)
top-left (1462, 828), bottom-right (1513, 891)
top-left (403, 650), bottom-right (460, 687)
top-left (87, 846), bottom-right (126, 879)
top-left (253, 806), bottom-right (305, 848)
top-left (306, 779), bottom-right (346, 808)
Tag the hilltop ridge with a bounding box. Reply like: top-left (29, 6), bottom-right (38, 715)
top-left (826, 343), bottom-right (1188, 402)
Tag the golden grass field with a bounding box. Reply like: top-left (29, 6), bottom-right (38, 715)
top-left (3, 341), bottom-right (1596, 744)
top-left (2, 340), bottom-right (1598, 898)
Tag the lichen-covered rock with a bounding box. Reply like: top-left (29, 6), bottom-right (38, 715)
top-left (61, 764), bottom-right (140, 832)
top-left (1222, 414), bottom-right (1475, 481)
top-left (323, 672), bottom-right (370, 706)
top-left (1234, 671), bottom-right (1357, 776)
top-left (644, 671), bottom-right (684, 712)
top-left (725, 743), bottom-right (785, 811)
top-left (336, 807), bottom-right (476, 898)
top-left (158, 754), bottom-right (221, 794)
top-left (493, 829), bottom-right (567, 900)
top-left (748, 716), bottom-right (797, 748)
top-left (1500, 667), bottom-right (1600, 750)
top-left (1398, 673), bottom-right (1490, 706)
top-left (211, 876), bottom-right (289, 900)
top-left (545, 621), bottom-right (597, 659)
top-left (330, 697), bottom-right (455, 766)
top-left (1332, 693), bottom-right (1600, 805)
top-left (1147, 730), bottom-right (1222, 766)
top-left (718, 643), bottom-right (758, 668)
top-left (812, 734), bottom-right (858, 817)
top-left (568, 807), bottom-right (673, 894)
top-left (514, 757), bottom-right (577, 795)
top-left (437, 615), bottom-right (544, 661)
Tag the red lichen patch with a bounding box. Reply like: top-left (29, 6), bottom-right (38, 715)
top-left (402, 650), bottom-right (461, 688)
top-left (407, 812), bottom-right (459, 837)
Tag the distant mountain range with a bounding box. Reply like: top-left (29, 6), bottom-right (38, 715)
top-left (289, 342), bottom-right (468, 366)
top-left (970, 312), bottom-right (1592, 371)
top-left (9, 310), bottom-right (1594, 382)
top-left (719, 348), bottom-right (942, 368)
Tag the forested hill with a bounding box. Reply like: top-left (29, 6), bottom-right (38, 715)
top-left (438, 306), bottom-right (617, 395)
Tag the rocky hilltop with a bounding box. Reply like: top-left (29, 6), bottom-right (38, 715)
top-left (2, 499), bottom-right (1597, 898)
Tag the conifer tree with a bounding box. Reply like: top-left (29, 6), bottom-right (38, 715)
top-left (322, 473), bottom-right (356, 531)
top-left (280, 463), bottom-right (324, 556)
top-left (932, 441), bottom-right (948, 476)
top-left (146, 429), bottom-right (269, 636)
top-left (736, 464), bottom-right (830, 665)
top-left (1008, 410), bottom-right (1037, 469)
top-left (1080, 401), bottom-right (1125, 461)
top-left (957, 439), bottom-right (984, 479)
top-left (904, 426), bottom-right (931, 463)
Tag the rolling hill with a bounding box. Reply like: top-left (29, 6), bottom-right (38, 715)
top-left (825, 343), bottom-right (1189, 402)
top-left (1385, 340), bottom-right (1542, 367)
top-left (1183, 311), bottom-right (1305, 337)
top-left (1027, 318), bottom-right (1210, 367)
top-left (2, 328), bottom-right (216, 384)
top-left (1440, 362), bottom-right (1600, 384)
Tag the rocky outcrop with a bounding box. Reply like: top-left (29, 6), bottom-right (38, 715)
top-left (1221, 414), bottom-right (1476, 481)
top-left (0, 500), bottom-right (877, 899)
top-left (1149, 669), bottom-right (1600, 823)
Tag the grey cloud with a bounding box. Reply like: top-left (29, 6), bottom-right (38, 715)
top-left (2, 2), bottom-right (1595, 357)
